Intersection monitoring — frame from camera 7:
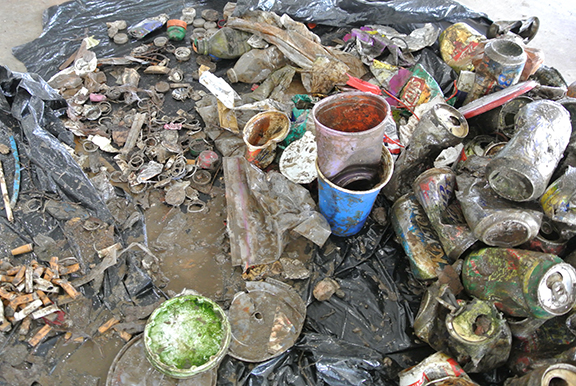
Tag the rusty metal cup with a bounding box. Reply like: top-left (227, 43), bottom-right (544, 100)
top-left (313, 91), bottom-right (394, 180)
top-left (243, 110), bottom-right (290, 169)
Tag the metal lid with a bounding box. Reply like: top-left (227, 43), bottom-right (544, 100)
top-left (228, 279), bottom-right (306, 362)
top-left (537, 263), bottom-right (576, 316)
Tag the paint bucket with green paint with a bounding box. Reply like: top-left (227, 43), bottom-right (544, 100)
top-left (143, 294), bottom-right (231, 379)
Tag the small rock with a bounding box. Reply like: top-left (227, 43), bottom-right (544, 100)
top-left (313, 277), bottom-right (340, 302)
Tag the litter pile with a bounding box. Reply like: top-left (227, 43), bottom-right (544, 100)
top-left (1, 0), bottom-right (576, 385)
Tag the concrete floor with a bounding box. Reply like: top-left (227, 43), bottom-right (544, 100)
top-left (0, 0), bottom-right (574, 84)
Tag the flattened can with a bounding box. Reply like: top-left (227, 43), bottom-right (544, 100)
top-left (486, 100), bottom-right (572, 202)
top-left (412, 167), bottom-right (477, 260)
top-left (439, 22), bottom-right (485, 74)
top-left (398, 352), bottom-right (478, 386)
top-left (391, 194), bottom-right (451, 280)
top-left (462, 248), bottom-right (576, 319)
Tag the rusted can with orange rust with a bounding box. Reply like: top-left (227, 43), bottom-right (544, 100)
top-left (462, 248), bottom-right (576, 319)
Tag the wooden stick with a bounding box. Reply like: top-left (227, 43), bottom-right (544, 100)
top-left (0, 161), bottom-right (13, 222)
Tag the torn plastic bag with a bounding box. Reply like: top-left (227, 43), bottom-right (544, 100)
top-left (306, 213), bottom-right (423, 357)
top-left (233, 0), bottom-right (489, 28)
top-left (223, 156), bottom-right (331, 270)
top-left (12, 0), bottom-right (231, 79)
top-left (415, 48), bottom-right (458, 96)
top-left (0, 66), bottom-right (113, 223)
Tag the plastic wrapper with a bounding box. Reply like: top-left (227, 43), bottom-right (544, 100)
top-left (223, 156), bottom-right (331, 270)
top-left (233, 0), bottom-right (488, 28)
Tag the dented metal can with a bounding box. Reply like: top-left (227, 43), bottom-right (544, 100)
top-left (541, 166), bottom-right (576, 227)
top-left (486, 100), bottom-right (572, 202)
top-left (412, 168), bottom-right (477, 260)
top-left (445, 298), bottom-right (512, 373)
top-left (505, 363), bottom-right (576, 386)
top-left (398, 352), bottom-right (479, 386)
top-left (383, 103), bottom-right (468, 201)
top-left (391, 194), bottom-right (451, 280)
top-left (456, 157), bottom-right (543, 247)
top-left (465, 39), bottom-right (527, 104)
top-left (462, 248), bottom-right (576, 319)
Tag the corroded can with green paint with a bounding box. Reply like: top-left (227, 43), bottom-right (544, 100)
top-left (391, 193), bottom-right (452, 280)
top-left (462, 248), bottom-right (576, 319)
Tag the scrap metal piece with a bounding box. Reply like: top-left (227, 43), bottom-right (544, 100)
top-left (122, 113), bottom-right (147, 156)
top-left (228, 279), bottom-right (306, 362)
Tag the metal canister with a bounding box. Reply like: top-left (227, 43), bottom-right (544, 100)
top-left (398, 352), bottom-right (479, 386)
top-left (464, 38), bottom-right (527, 104)
top-left (439, 22), bottom-right (486, 74)
top-left (313, 91), bottom-right (394, 180)
top-left (391, 194), bottom-right (452, 280)
top-left (383, 103), bottom-right (468, 201)
top-left (456, 158), bottom-right (543, 247)
top-left (412, 168), bottom-right (477, 260)
top-left (486, 100), bottom-right (572, 202)
top-left (511, 312), bottom-right (576, 354)
top-left (520, 218), bottom-right (570, 256)
top-left (445, 298), bottom-right (512, 373)
top-left (541, 166), bottom-right (576, 227)
top-left (505, 363), bottom-right (576, 386)
top-left (462, 248), bottom-right (576, 319)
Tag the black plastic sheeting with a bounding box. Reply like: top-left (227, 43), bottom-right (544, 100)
top-left (216, 199), bottom-right (430, 386)
top-left (13, 0), bottom-right (231, 80)
top-left (232, 0), bottom-right (489, 28)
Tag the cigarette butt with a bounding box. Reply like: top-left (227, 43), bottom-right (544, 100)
top-left (19, 316), bottom-right (31, 335)
top-left (32, 304), bottom-right (60, 320)
top-left (98, 317), bottom-right (120, 334)
top-left (43, 268), bottom-right (55, 282)
top-left (59, 263), bottom-right (80, 276)
top-left (6, 266), bottom-right (22, 276)
top-left (11, 243), bottom-right (33, 256)
top-left (73, 336), bottom-right (85, 343)
top-left (14, 299), bottom-right (43, 322)
top-left (0, 275), bottom-right (14, 282)
top-left (36, 290), bottom-right (52, 306)
top-left (33, 266), bottom-right (44, 278)
top-left (116, 329), bottom-right (132, 341)
top-left (0, 321), bottom-right (11, 332)
top-left (49, 257), bottom-right (60, 279)
top-left (12, 266), bottom-right (26, 285)
top-left (9, 293), bottom-right (39, 309)
top-left (0, 288), bottom-right (16, 301)
top-left (64, 331), bottom-right (72, 341)
top-left (52, 278), bottom-right (81, 299)
top-left (28, 324), bottom-right (52, 347)
top-left (56, 294), bottom-right (75, 306)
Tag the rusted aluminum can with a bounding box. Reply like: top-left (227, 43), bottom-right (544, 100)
top-left (456, 157), bottom-right (543, 247)
top-left (511, 312), bottom-right (576, 354)
top-left (414, 283), bottom-right (511, 374)
top-left (505, 363), bottom-right (576, 386)
top-left (383, 103), bottom-right (468, 201)
top-left (462, 248), bottom-right (576, 319)
top-left (391, 194), bottom-right (451, 280)
top-left (445, 298), bottom-right (512, 373)
top-left (313, 91), bottom-right (394, 180)
top-left (541, 166), bottom-right (576, 227)
top-left (412, 168), bottom-right (477, 260)
top-left (439, 22), bottom-right (485, 74)
top-left (486, 100), bottom-right (572, 202)
top-left (398, 352), bottom-right (479, 386)
top-left (464, 39), bottom-right (527, 104)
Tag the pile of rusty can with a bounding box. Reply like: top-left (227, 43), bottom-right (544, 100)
top-left (386, 70), bottom-right (576, 384)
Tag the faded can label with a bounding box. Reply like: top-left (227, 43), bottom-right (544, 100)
top-left (392, 194), bottom-right (450, 280)
top-left (541, 166), bottom-right (576, 226)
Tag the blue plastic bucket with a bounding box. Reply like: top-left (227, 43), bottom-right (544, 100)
top-left (317, 147), bottom-right (394, 237)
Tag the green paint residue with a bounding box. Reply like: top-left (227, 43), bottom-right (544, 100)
top-left (147, 297), bottom-right (224, 369)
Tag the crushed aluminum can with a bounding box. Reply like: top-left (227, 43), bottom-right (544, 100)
top-left (412, 167), bottom-right (477, 260)
top-left (456, 155), bottom-right (542, 248)
top-left (541, 166), bottom-right (576, 227)
top-left (398, 352), bottom-right (479, 386)
top-left (414, 283), bottom-right (511, 373)
top-left (510, 312), bottom-right (576, 354)
top-left (462, 247), bottom-right (576, 319)
top-left (391, 193), bottom-right (452, 280)
top-left (439, 22), bottom-right (485, 74)
top-left (486, 100), bottom-right (572, 202)
top-left (383, 103), bottom-right (468, 201)
top-left (505, 363), bottom-right (576, 386)
top-left (520, 218), bottom-right (570, 256)
top-left (464, 38), bottom-right (527, 104)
